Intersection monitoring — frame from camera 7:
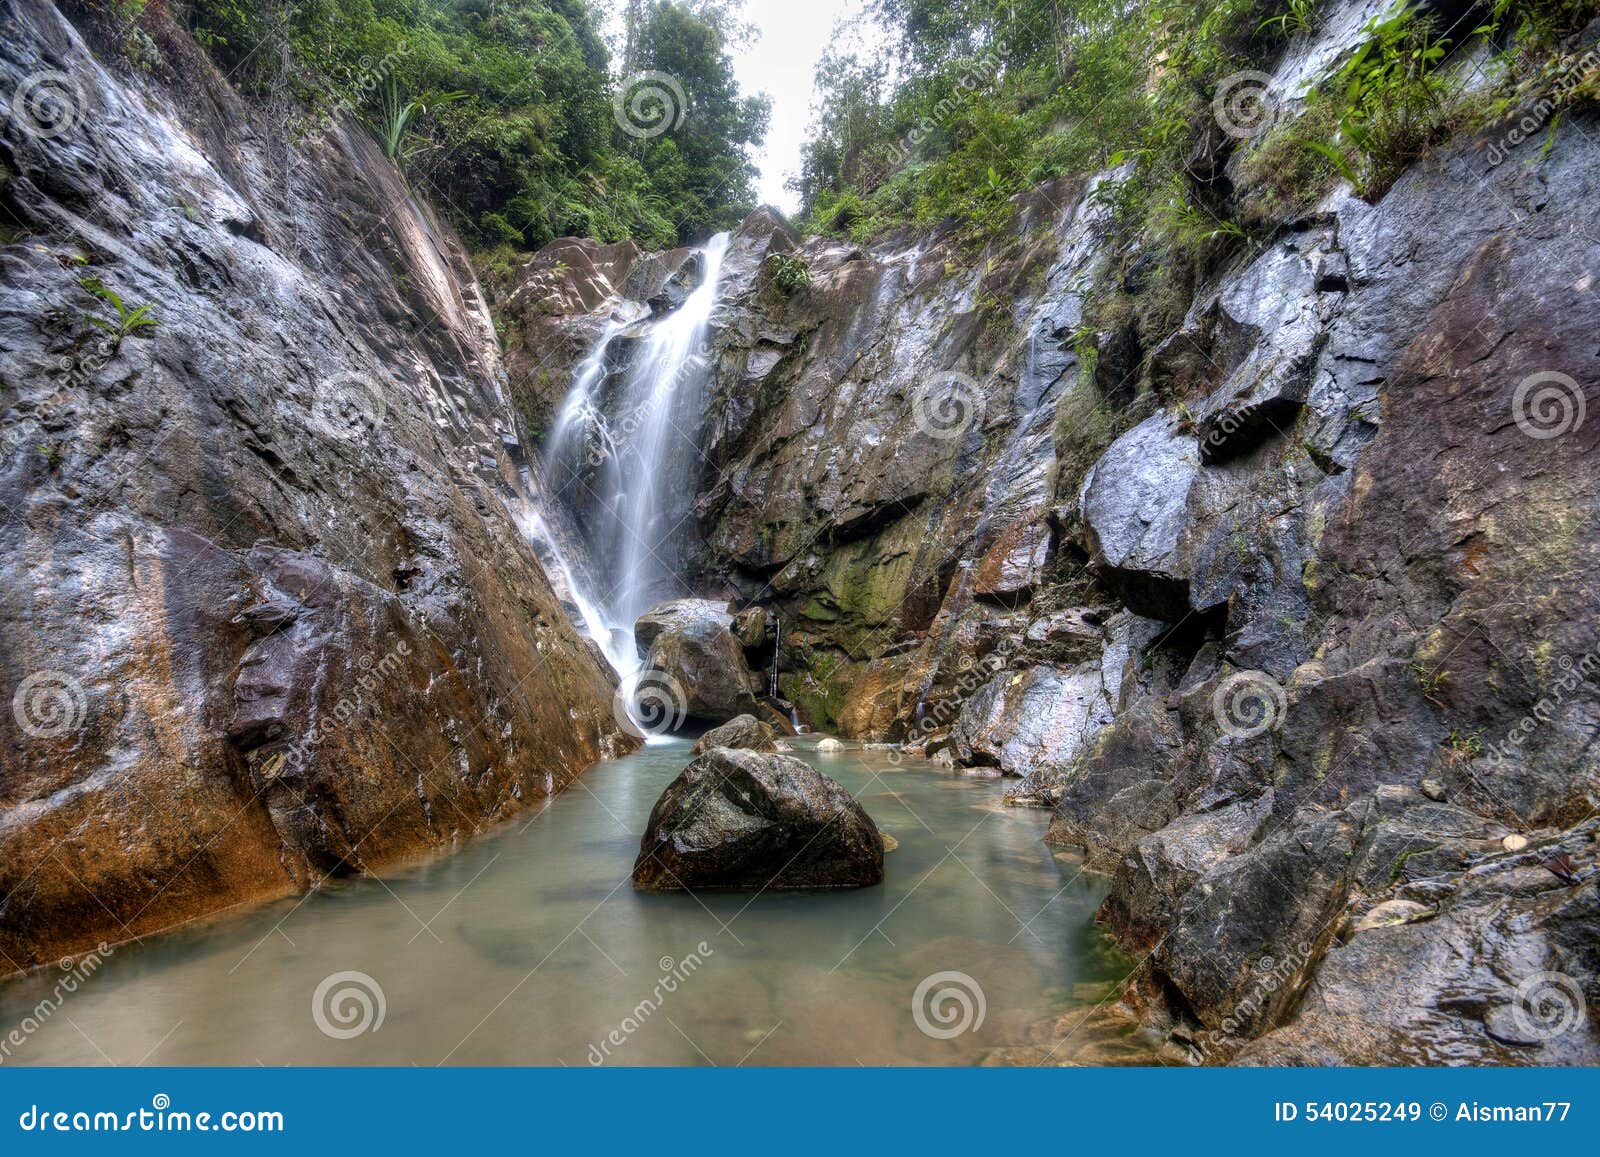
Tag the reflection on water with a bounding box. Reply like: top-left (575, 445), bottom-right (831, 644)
top-left (0, 738), bottom-right (1133, 1065)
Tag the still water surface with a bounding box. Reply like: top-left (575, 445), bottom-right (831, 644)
top-left (2, 738), bottom-right (1131, 1065)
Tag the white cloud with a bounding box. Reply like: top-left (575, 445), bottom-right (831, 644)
top-left (731, 0), bottom-right (873, 216)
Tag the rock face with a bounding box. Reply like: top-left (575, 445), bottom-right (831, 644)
top-left (482, 1), bottom-right (1600, 1066)
top-left (690, 714), bottom-right (780, 755)
top-left (0, 1), bottom-right (631, 972)
top-left (503, 88), bottom-right (1600, 1071)
top-left (635, 599), bottom-right (762, 722)
top-left (632, 748), bottom-right (884, 890)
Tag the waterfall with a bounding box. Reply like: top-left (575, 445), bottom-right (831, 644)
top-left (538, 232), bottom-right (731, 685)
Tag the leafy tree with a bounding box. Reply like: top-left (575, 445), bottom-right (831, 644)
top-left (628, 0), bottom-right (771, 240)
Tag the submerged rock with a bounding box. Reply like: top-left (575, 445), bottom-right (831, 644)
top-left (632, 748), bottom-right (885, 890)
top-left (690, 714), bottom-right (780, 755)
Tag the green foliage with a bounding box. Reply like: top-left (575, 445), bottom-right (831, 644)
top-left (77, 276), bottom-right (159, 344)
top-left (179, 0), bottom-right (766, 249)
top-left (793, 0), bottom-right (1289, 242)
top-left (1316, 8), bottom-right (1456, 199)
top-left (367, 75), bottom-right (465, 161)
top-left (1260, 0), bottom-right (1317, 38)
top-left (763, 251), bottom-right (811, 295)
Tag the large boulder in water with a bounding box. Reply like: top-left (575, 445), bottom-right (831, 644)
top-left (632, 748), bottom-right (884, 890)
top-left (690, 714), bottom-right (780, 755)
top-left (635, 599), bottom-right (762, 722)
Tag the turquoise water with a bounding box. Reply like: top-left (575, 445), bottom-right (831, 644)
top-left (0, 738), bottom-right (1129, 1065)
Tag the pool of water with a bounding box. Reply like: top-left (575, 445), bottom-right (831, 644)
top-left (0, 738), bottom-right (1133, 1065)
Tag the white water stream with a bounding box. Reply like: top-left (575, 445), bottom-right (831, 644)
top-left (539, 233), bottom-right (731, 684)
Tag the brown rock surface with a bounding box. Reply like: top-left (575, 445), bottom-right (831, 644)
top-left (0, 0), bottom-right (630, 973)
top-left (632, 748), bottom-right (884, 891)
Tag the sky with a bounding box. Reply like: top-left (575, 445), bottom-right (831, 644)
top-left (729, 0), bottom-right (870, 215)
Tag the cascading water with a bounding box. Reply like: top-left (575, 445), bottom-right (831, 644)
top-left (538, 233), bottom-right (731, 710)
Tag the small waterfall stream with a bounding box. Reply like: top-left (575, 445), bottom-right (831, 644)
top-left (538, 232), bottom-right (732, 693)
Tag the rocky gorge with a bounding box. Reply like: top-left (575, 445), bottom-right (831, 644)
top-left (506, 2), bottom-right (1600, 1064)
top-left (1, 0), bottom-right (1596, 1068)
top-left (0, 0), bottom-right (632, 975)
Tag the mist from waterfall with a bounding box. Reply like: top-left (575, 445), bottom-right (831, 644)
top-left (540, 232), bottom-right (731, 682)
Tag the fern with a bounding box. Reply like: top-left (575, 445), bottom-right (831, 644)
top-left (78, 276), bottom-right (159, 345)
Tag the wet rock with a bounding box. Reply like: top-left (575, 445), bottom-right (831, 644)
top-left (632, 748), bottom-right (884, 890)
top-left (691, 714), bottom-right (780, 755)
top-left (0, 1), bottom-right (629, 972)
top-left (635, 599), bottom-right (762, 722)
top-left (816, 737), bottom-right (845, 752)
top-left (950, 663), bottom-right (1116, 777)
top-left (732, 605), bottom-right (772, 653)
top-left (1078, 414), bottom-right (1201, 620)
